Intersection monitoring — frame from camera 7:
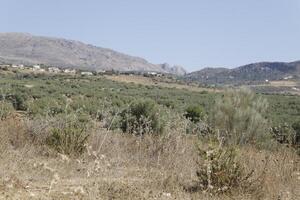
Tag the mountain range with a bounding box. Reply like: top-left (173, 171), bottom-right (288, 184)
top-left (1, 32), bottom-right (299, 84)
top-left (185, 61), bottom-right (300, 84)
top-left (0, 32), bottom-right (186, 75)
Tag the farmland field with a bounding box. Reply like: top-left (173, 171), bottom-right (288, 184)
top-left (1, 72), bottom-right (299, 125)
top-left (0, 70), bottom-right (300, 199)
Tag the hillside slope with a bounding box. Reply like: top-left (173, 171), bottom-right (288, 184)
top-left (185, 61), bottom-right (300, 84)
top-left (0, 32), bottom-right (184, 74)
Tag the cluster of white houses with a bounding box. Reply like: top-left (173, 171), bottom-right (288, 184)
top-left (0, 64), bottom-right (94, 76)
top-left (0, 63), bottom-right (165, 77)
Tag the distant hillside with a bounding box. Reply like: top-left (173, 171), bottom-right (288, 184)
top-left (0, 32), bottom-right (185, 75)
top-left (158, 63), bottom-right (186, 76)
top-left (185, 61), bottom-right (300, 84)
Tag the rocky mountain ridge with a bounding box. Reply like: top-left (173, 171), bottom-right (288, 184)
top-left (0, 32), bottom-right (186, 75)
top-left (185, 61), bottom-right (300, 84)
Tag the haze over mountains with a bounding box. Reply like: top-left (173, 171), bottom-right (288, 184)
top-left (0, 32), bottom-right (186, 75)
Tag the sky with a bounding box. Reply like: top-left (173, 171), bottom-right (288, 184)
top-left (0, 0), bottom-right (300, 72)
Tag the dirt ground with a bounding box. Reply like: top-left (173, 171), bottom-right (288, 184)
top-left (105, 75), bottom-right (220, 93)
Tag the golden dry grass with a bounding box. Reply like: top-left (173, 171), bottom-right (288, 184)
top-left (105, 75), bottom-right (221, 93)
top-left (0, 117), bottom-right (299, 200)
top-left (252, 80), bottom-right (300, 95)
top-left (269, 80), bottom-right (299, 87)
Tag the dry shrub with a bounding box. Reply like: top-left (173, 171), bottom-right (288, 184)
top-left (46, 123), bottom-right (89, 156)
top-left (189, 141), bottom-right (262, 195)
top-left (270, 123), bottom-right (296, 145)
top-left (24, 117), bottom-right (54, 145)
top-left (90, 117), bottom-right (192, 164)
top-left (0, 101), bottom-right (14, 120)
top-left (18, 113), bottom-right (92, 157)
top-left (0, 118), bottom-right (28, 151)
top-left (87, 113), bottom-right (197, 191)
top-left (187, 141), bottom-right (300, 199)
top-left (0, 120), bottom-right (10, 154)
top-left (0, 112), bottom-right (57, 153)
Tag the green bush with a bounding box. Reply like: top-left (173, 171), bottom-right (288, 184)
top-left (120, 99), bottom-right (164, 135)
top-left (211, 88), bottom-right (270, 146)
top-left (11, 94), bottom-right (28, 111)
top-left (46, 120), bottom-right (89, 156)
top-left (184, 105), bottom-right (205, 123)
top-left (27, 98), bottom-right (65, 116)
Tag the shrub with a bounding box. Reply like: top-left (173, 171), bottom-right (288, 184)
top-left (0, 101), bottom-right (14, 120)
top-left (120, 99), bottom-right (164, 135)
top-left (0, 118), bottom-right (29, 150)
top-left (185, 119), bottom-right (214, 135)
top-left (27, 98), bottom-right (65, 116)
top-left (46, 119), bottom-right (89, 156)
top-left (184, 105), bottom-right (205, 123)
top-left (292, 121), bottom-right (300, 146)
top-left (211, 88), bottom-right (270, 146)
top-left (270, 123), bottom-right (296, 145)
top-left (157, 99), bottom-right (175, 109)
top-left (193, 143), bottom-right (255, 194)
top-left (11, 93), bottom-right (28, 111)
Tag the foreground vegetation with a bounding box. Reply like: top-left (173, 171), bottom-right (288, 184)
top-left (0, 71), bottom-right (299, 199)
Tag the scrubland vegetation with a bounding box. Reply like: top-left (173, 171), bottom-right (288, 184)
top-left (0, 72), bottom-right (299, 199)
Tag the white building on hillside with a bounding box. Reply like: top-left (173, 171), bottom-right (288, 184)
top-left (64, 69), bottom-right (76, 74)
top-left (32, 65), bottom-right (41, 71)
top-left (12, 64), bottom-right (24, 69)
top-left (48, 67), bottom-right (61, 73)
top-left (147, 71), bottom-right (157, 76)
top-left (97, 70), bottom-right (106, 74)
top-left (283, 76), bottom-right (293, 80)
top-left (81, 71), bottom-right (93, 76)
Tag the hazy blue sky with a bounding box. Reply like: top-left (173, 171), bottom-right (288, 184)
top-left (1, 0), bottom-right (300, 71)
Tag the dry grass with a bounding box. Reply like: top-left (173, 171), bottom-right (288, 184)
top-left (269, 81), bottom-right (299, 87)
top-left (251, 80), bottom-right (300, 95)
top-left (0, 116), bottom-right (299, 199)
top-left (240, 146), bottom-right (300, 199)
top-left (105, 75), bottom-right (221, 93)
